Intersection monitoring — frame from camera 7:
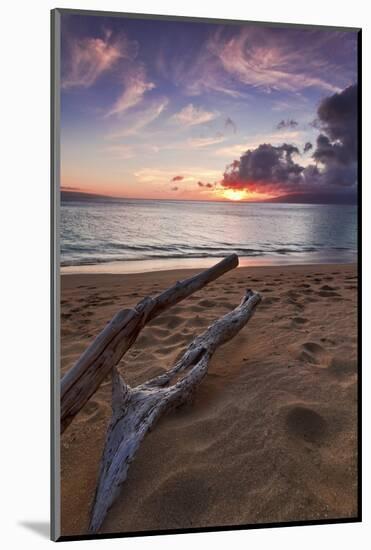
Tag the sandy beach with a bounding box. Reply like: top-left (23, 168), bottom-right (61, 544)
top-left (60, 263), bottom-right (358, 536)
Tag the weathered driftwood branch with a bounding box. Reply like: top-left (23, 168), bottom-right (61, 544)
top-left (88, 289), bottom-right (261, 534)
top-left (61, 254), bottom-right (239, 433)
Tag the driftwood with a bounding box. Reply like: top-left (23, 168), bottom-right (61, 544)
top-left (61, 254), bottom-right (239, 432)
top-left (88, 289), bottom-right (261, 533)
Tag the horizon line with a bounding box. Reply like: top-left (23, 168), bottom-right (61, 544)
top-left (60, 188), bottom-right (357, 206)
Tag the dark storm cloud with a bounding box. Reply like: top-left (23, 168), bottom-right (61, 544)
top-left (276, 119), bottom-right (299, 130)
top-left (223, 143), bottom-right (304, 191)
top-left (217, 84), bottom-right (357, 202)
top-left (313, 83), bottom-right (357, 165)
top-left (311, 84), bottom-right (357, 187)
top-left (317, 84), bottom-right (357, 156)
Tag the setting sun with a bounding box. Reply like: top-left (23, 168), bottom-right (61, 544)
top-left (222, 189), bottom-right (247, 201)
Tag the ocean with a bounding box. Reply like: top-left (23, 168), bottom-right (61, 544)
top-left (60, 198), bottom-right (357, 273)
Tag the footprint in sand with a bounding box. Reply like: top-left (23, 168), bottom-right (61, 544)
top-left (304, 296), bottom-right (319, 304)
top-left (81, 310), bottom-right (94, 317)
top-left (317, 290), bottom-right (341, 298)
top-left (260, 296), bottom-right (279, 306)
top-left (286, 290), bottom-right (301, 300)
top-left (292, 316), bottom-right (308, 326)
top-left (285, 406), bottom-right (327, 443)
top-left (198, 299), bottom-right (217, 308)
top-left (287, 299), bottom-right (305, 310)
top-left (328, 356), bottom-right (357, 378)
top-left (296, 341), bottom-right (327, 365)
top-left (98, 299), bottom-right (115, 306)
top-left (285, 290), bottom-right (305, 310)
top-left (320, 284), bottom-right (338, 292)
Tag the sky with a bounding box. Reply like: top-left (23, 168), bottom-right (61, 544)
top-left (60, 13), bottom-right (358, 203)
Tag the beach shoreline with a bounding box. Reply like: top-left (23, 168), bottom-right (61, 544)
top-left (61, 252), bottom-right (357, 276)
top-left (61, 262), bottom-right (357, 287)
top-left (60, 262), bottom-right (358, 535)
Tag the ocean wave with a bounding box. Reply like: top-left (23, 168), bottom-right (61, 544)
top-left (60, 201), bottom-right (356, 267)
top-left (60, 245), bottom-right (357, 267)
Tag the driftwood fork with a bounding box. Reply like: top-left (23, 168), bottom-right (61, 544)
top-left (60, 254), bottom-right (261, 533)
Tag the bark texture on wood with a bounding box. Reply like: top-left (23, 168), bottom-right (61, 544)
top-left (88, 289), bottom-right (261, 534)
top-left (61, 254), bottom-right (239, 433)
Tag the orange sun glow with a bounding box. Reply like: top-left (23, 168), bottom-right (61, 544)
top-left (218, 187), bottom-right (283, 202)
top-left (222, 189), bottom-right (247, 201)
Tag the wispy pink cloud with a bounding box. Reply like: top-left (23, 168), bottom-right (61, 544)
top-left (172, 103), bottom-right (218, 126)
top-left (62, 28), bottom-right (155, 117)
top-left (105, 67), bottom-right (155, 117)
top-left (207, 27), bottom-right (343, 94)
top-left (158, 27), bottom-right (354, 98)
top-left (187, 135), bottom-right (225, 148)
top-left (62, 30), bottom-right (135, 89)
top-left (158, 45), bottom-right (243, 98)
top-left (106, 98), bottom-right (168, 138)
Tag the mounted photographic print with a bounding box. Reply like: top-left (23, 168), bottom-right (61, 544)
top-left (51, 8), bottom-right (361, 541)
